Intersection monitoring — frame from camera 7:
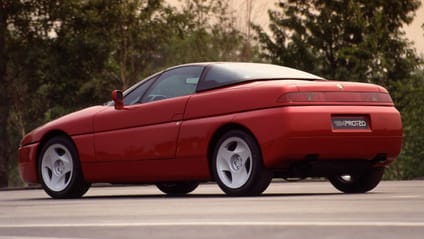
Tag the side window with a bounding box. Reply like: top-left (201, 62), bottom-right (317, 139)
top-left (123, 75), bottom-right (157, 105)
top-left (141, 66), bottom-right (203, 103)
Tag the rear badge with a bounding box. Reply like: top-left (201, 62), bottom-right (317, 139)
top-left (336, 83), bottom-right (344, 90)
top-left (332, 117), bottom-right (369, 130)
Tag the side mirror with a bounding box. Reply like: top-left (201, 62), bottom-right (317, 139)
top-left (112, 90), bottom-right (124, 110)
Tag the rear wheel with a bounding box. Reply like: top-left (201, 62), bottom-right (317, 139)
top-left (156, 182), bottom-right (199, 195)
top-left (212, 130), bottom-right (272, 196)
top-left (328, 167), bottom-right (385, 193)
top-left (38, 136), bottom-right (90, 199)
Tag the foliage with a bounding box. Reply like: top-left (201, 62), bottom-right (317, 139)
top-left (387, 70), bottom-right (424, 179)
top-left (254, 0), bottom-right (423, 179)
top-left (1, 0), bottom-right (50, 187)
top-left (254, 0), bottom-right (421, 84)
top-left (158, 0), bottom-right (252, 67)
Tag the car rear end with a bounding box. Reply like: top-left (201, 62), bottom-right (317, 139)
top-left (253, 80), bottom-right (402, 177)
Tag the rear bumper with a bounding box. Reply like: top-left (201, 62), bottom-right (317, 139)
top-left (276, 158), bottom-right (387, 178)
top-left (280, 134), bottom-right (401, 163)
top-left (237, 105), bottom-right (402, 169)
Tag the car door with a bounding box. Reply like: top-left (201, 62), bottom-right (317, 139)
top-left (93, 66), bottom-right (204, 163)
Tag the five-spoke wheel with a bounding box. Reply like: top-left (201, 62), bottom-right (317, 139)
top-left (38, 136), bottom-right (90, 198)
top-left (212, 130), bottom-right (272, 196)
top-left (40, 143), bottom-right (74, 192)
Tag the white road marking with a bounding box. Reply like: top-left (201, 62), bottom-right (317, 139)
top-left (1, 221), bottom-right (424, 228)
top-left (391, 195), bottom-right (421, 199)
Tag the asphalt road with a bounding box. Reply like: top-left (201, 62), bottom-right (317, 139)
top-left (0, 180), bottom-right (423, 239)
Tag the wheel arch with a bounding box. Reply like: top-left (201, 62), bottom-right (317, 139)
top-left (207, 123), bottom-right (262, 180)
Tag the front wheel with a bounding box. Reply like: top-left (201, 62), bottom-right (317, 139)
top-left (328, 167), bottom-right (385, 193)
top-left (156, 182), bottom-right (199, 196)
top-left (212, 130), bottom-right (272, 196)
top-left (38, 136), bottom-right (90, 199)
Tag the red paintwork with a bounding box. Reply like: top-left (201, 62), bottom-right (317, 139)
top-left (18, 77), bottom-right (402, 184)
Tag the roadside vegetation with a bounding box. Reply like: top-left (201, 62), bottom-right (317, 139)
top-left (1, 0), bottom-right (423, 187)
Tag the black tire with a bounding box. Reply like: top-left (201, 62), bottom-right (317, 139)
top-left (211, 130), bottom-right (272, 196)
top-left (156, 182), bottom-right (199, 195)
top-left (328, 167), bottom-right (385, 193)
top-left (38, 136), bottom-right (90, 199)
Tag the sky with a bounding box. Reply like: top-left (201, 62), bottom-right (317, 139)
top-left (404, 1), bottom-right (424, 55)
top-left (168, 0), bottom-right (424, 55)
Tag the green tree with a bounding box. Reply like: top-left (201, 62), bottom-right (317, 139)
top-left (159, 0), bottom-right (250, 66)
top-left (96, 0), bottom-right (168, 90)
top-left (0, 0), bottom-right (11, 187)
top-left (254, 0), bottom-right (423, 179)
top-left (43, 0), bottom-right (167, 107)
top-left (255, 0), bottom-right (421, 84)
top-left (1, 0), bottom-right (53, 187)
top-left (387, 70), bottom-right (424, 179)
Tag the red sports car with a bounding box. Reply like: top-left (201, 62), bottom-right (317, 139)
top-left (18, 62), bottom-right (402, 198)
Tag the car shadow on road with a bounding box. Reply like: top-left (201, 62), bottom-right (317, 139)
top-left (87, 192), bottom-right (343, 200)
top-left (19, 191), bottom-right (350, 201)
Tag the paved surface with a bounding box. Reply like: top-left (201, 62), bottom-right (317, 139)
top-left (0, 180), bottom-right (423, 239)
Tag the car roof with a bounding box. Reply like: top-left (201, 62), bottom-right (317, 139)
top-left (168, 62), bottom-right (324, 81)
top-left (167, 62), bottom-right (324, 92)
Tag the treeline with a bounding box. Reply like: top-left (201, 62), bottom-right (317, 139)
top-left (1, 0), bottom-right (423, 187)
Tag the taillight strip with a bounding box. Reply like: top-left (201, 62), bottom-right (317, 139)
top-left (277, 92), bottom-right (393, 104)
